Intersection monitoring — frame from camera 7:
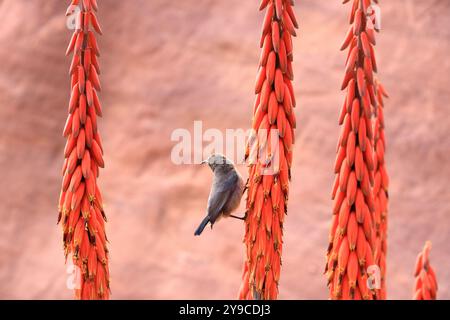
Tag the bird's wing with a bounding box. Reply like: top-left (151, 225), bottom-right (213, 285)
top-left (207, 172), bottom-right (238, 223)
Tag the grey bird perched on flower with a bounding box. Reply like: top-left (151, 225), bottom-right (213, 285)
top-left (194, 154), bottom-right (245, 236)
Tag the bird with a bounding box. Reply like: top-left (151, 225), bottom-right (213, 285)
top-left (194, 154), bottom-right (245, 236)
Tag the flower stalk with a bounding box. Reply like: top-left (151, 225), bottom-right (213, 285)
top-left (325, 0), bottom-right (381, 300)
top-left (239, 0), bottom-right (298, 300)
top-left (58, 0), bottom-right (110, 299)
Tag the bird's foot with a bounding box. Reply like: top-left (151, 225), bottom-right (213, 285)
top-left (229, 213), bottom-right (247, 221)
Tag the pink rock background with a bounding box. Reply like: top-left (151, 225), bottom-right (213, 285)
top-left (0, 0), bottom-right (448, 299)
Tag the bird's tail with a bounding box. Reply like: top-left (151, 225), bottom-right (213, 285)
top-left (194, 216), bottom-right (210, 236)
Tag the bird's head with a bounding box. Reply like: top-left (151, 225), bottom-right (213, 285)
top-left (201, 154), bottom-right (235, 173)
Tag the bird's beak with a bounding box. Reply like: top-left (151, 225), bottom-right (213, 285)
top-left (201, 160), bottom-right (208, 165)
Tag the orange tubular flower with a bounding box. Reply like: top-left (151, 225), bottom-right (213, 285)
top-left (413, 242), bottom-right (438, 300)
top-left (325, 0), bottom-right (380, 300)
top-left (58, 0), bottom-right (110, 299)
top-left (239, 0), bottom-right (298, 300)
top-left (373, 79), bottom-right (389, 299)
